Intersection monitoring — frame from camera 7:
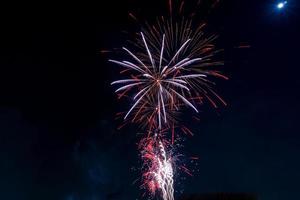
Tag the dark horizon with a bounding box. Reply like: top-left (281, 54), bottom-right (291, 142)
top-left (180, 193), bottom-right (256, 200)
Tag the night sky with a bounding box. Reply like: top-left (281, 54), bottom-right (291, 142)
top-left (0, 0), bottom-right (299, 200)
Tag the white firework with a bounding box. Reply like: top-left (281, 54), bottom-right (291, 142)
top-left (110, 30), bottom-right (222, 130)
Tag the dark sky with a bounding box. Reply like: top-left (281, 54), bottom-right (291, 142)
top-left (0, 0), bottom-right (299, 200)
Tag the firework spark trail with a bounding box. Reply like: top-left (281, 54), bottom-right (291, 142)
top-left (140, 135), bottom-right (174, 200)
top-left (156, 141), bottom-right (174, 200)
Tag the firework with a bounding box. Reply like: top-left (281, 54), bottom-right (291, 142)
top-left (139, 134), bottom-right (174, 200)
top-left (111, 19), bottom-right (227, 132)
top-left (109, 1), bottom-right (227, 200)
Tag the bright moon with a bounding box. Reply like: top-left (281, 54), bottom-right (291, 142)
top-left (277, 1), bottom-right (287, 9)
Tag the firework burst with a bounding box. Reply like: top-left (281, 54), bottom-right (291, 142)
top-left (111, 19), bottom-right (227, 132)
